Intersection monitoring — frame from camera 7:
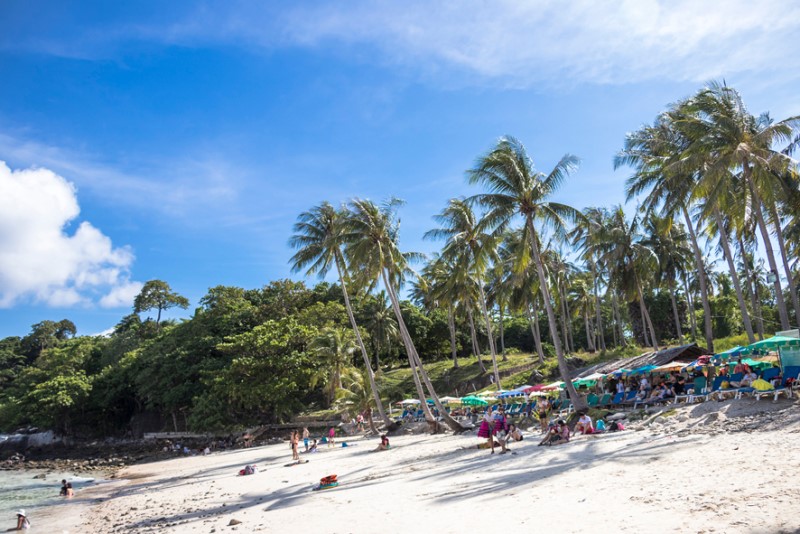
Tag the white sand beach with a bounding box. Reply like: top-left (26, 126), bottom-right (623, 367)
top-left (34, 399), bottom-right (800, 534)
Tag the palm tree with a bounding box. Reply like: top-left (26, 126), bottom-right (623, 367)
top-left (289, 202), bottom-right (392, 427)
top-left (345, 198), bottom-right (464, 431)
top-left (335, 367), bottom-right (381, 433)
top-left (617, 114), bottom-right (715, 351)
top-left (310, 327), bottom-right (358, 406)
top-left (641, 212), bottom-right (692, 343)
top-left (364, 291), bottom-right (399, 370)
top-left (415, 256), bottom-right (460, 369)
top-left (425, 199), bottom-right (502, 385)
top-left (467, 136), bottom-right (587, 412)
top-left (679, 82), bottom-right (800, 330)
top-left (498, 227), bottom-right (547, 362)
top-left (570, 207), bottom-right (608, 351)
top-left (597, 206), bottom-right (659, 350)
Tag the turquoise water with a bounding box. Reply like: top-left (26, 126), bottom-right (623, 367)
top-left (0, 470), bottom-right (97, 525)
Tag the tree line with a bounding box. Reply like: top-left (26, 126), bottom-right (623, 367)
top-left (0, 81), bottom-right (797, 435)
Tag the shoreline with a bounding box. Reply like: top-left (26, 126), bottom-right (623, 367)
top-left (38, 398), bottom-right (800, 533)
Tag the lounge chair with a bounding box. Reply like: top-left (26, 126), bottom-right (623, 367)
top-left (619, 390), bottom-right (639, 408)
top-left (609, 391), bottom-right (625, 408)
top-left (687, 377), bottom-right (708, 402)
top-left (753, 366), bottom-right (798, 402)
top-left (704, 376), bottom-right (726, 401)
top-left (587, 394), bottom-right (599, 408)
top-left (596, 393), bottom-right (612, 408)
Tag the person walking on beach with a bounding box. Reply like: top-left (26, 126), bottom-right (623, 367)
top-left (537, 397), bottom-right (551, 433)
top-left (302, 427), bottom-right (310, 451)
top-left (328, 426), bottom-right (336, 448)
top-left (290, 430), bottom-right (300, 461)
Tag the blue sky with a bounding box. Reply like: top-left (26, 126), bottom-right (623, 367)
top-left (1, 0), bottom-right (799, 337)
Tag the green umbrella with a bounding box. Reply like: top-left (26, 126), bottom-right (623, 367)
top-left (740, 336), bottom-right (800, 355)
top-left (460, 395), bottom-right (489, 406)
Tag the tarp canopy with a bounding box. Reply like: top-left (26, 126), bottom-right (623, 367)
top-left (581, 372), bottom-right (606, 381)
top-left (400, 399), bottom-right (420, 405)
top-left (461, 395), bottom-right (489, 406)
top-left (439, 396), bottom-right (462, 404)
top-left (478, 390), bottom-right (505, 397)
top-left (630, 364), bottom-right (658, 375)
top-left (572, 379), bottom-right (597, 388)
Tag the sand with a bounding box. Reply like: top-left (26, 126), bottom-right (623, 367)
top-left (34, 397), bottom-right (800, 534)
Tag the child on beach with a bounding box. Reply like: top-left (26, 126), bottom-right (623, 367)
top-left (328, 427), bottom-right (336, 448)
top-left (373, 434), bottom-right (390, 452)
top-left (13, 510), bottom-right (30, 530)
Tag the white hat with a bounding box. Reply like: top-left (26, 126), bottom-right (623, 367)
top-left (17, 510), bottom-right (25, 516)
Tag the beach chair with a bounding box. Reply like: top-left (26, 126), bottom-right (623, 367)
top-left (687, 377), bottom-right (708, 403)
top-left (587, 393), bottom-right (599, 408)
top-left (753, 366), bottom-right (798, 402)
top-left (610, 392), bottom-right (625, 407)
top-left (703, 376), bottom-right (726, 401)
top-left (619, 390), bottom-right (638, 408)
top-left (596, 393), bottom-right (612, 408)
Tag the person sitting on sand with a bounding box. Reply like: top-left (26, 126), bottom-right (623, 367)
top-left (373, 434), bottom-right (390, 452)
top-left (308, 439), bottom-right (318, 452)
top-left (498, 423), bottom-right (523, 453)
top-left (13, 510), bottom-right (30, 530)
top-left (540, 419), bottom-right (570, 446)
top-left (575, 413), bottom-right (594, 435)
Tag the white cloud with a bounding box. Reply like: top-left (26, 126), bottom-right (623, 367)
top-left (0, 161), bottom-right (141, 308)
top-left (99, 280), bottom-right (143, 309)
top-left (137, 0), bottom-right (800, 87)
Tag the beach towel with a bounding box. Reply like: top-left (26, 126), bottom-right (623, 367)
top-left (751, 379), bottom-right (773, 391)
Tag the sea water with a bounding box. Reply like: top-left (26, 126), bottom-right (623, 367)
top-left (0, 470), bottom-right (98, 525)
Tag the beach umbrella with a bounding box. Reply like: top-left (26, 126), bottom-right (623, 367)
top-left (653, 361), bottom-right (691, 372)
top-left (460, 395), bottom-right (489, 406)
top-left (572, 378), bottom-right (597, 388)
top-left (579, 372), bottom-right (606, 381)
top-left (477, 390), bottom-right (505, 397)
top-left (739, 335), bottom-right (800, 355)
top-left (610, 369), bottom-right (632, 376)
top-left (400, 399), bottom-right (421, 405)
top-left (716, 346), bottom-right (745, 358)
top-left (439, 396), bottom-right (462, 404)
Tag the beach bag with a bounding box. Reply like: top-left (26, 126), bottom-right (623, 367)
top-left (320, 474), bottom-right (338, 485)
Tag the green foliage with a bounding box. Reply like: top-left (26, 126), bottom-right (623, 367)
top-left (133, 280), bottom-right (190, 324)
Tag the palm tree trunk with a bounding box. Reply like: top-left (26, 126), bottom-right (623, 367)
top-left (526, 303), bottom-right (545, 363)
top-left (769, 203), bottom-right (800, 327)
top-left (525, 218), bottom-right (586, 412)
top-left (681, 204), bottom-right (714, 352)
top-left (447, 305), bottom-right (459, 369)
top-left (743, 162), bottom-right (790, 330)
top-left (738, 236), bottom-right (765, 339)
top-left (713, 209), bottom-right (755, 343)
top-left (467, 309), bottom-right (486, 372)
top-left (591, 262), bottom-right (607, 350)
top-left (584, 308), bottom-right (595, 352)
top-left (477, 282), bottom-right (502, 386)
top-left (668, 282), bottom-right (683, 344)
top-left (382, 270), bottom-right (463, 432)
top-left (611, 290), bottom-right (625, 347)
top-left (636, 278), bottom-right (658, 350)
top-left (334, 254), bottom-right (391, 427)
top-left (639, 295), bottom-right (650, 347)
top-left (681, 272), bottom-right (698, 341)
top-left (498, 303), bottom-right (507, 362)
top-left (562, 283), bottom-right (576, 353)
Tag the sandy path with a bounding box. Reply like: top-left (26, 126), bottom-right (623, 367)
top-left (39, 399), bottom-right (800, 533)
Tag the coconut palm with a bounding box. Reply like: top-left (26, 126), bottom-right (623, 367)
top-left (364, 291), bottom-right (399, 370)
top-left (414, 256), bottom-right (461, 369)
top-left (345, 198), bottom-right (464, 431)
top-left (679, 82), bottom-right (800, 330)
top-left (310, 327), bottom-right (358, 406)
top-left (467, 136), bottom-right (586, 411)
top-left (289, 202), bottom-right (392, 427)
top-left (425, 199), bottom-right (502, 385)
top-left (570, 207), bottom-right (608, 351)
top-left (335, 367), bottom-right (381, 433)
top-left (616, 114), bottom-right (715, 351)
top-left (596, 206), bottom-right (659, 350)
top-left (641, 212), bottom-right (692, 343)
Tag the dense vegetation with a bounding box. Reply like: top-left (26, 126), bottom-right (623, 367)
top-left (1, 82), bottom-right (797, 436)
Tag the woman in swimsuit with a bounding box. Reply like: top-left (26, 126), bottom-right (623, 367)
top-left (537, 397), bottom-right (551, 433)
